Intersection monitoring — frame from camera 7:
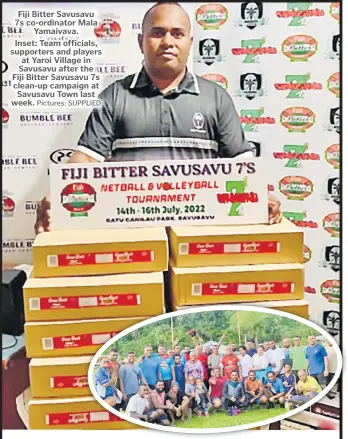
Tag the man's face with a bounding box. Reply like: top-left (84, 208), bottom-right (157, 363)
top-left (167, 349), bottom-right (174, 357)
top-left (270, 341), bottom-right (276, 350)
top-left (101, 357), bottom-right (111, 368)
top-left (158, 346), bottom-right (166, 356)
top-left (308, 336), bottom-right (316, 346)
top-left (231, 343), bottom-right (236, 351)
top-left (174, 355), bottom-right (181, 364)
top-left (294, 337), bottom-right (301, 346)
top-left (144, 347), bottom-right (152, 357)
top-left (108, 351), bottom-right (117, 361)
top-left (263, 342), bottom-right (269, 351)
top-left (156, 381), bottom-right (165, 392)
top-left (140, 386), bottom-right (150, 398)
top-left (213, 368), bottom-right (220, 378)
top-left (171, 384), bottom-right (179, 393)
top-left (138, 4), bottom-right (193, 77)
top-left (298, 371), bottom-right (307, 383)
top-left (231, 372), bottom-right (239, 382)
top-left (128, 353), bottom-right (135, 364)
top-left (257, 346), bottom-right (264, 356)
top-left (268, 373), bottom-right (275, 382)
top-left (284, 365), bottom-right (291, 374)
top-left (184, 346), bottom-right (191, 354)
top-left (190, 352), bottom-right (197, 362)
top-left (195, 345), bottom-right (203, 355)
top-left (249, 371), bottom-right (256, 381)
top-left (212, 346), bottom-right (218, 355)
top-left (246, 342), bottom-right (253, 350)
top-left (283, 339), bottom-right (290, 348)
top-left (174, 345), bottom-right (181, 355)
top-left (239, 348), bottom-right (245, 356)
top-left (225, 345), bottom-right (232, 355)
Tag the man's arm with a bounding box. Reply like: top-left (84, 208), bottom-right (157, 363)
top-left (217, 333), bottom-right (227, 350)
top-left (129, 412), bottom-right (148, 422)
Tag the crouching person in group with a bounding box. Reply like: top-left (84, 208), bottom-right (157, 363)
top-left (290, 369), bottom-right (322, 407)
top-left (263, 371), bottom-right (286, 409)
top-left (244, 371), bottom-right (268, 409)
top-left (222, 371), bottom-right (246, 416)
top-left (165, 381), bottom-right (191, 425)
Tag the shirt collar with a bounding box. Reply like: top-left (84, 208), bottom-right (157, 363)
top-left (129, 66), bottom-right (200, 95)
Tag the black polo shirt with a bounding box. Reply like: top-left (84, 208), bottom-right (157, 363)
top-left (77, 67), bottom-right (252, 162)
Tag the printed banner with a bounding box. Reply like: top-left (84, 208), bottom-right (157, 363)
top-left (50, 159), bottom-right (268, 229)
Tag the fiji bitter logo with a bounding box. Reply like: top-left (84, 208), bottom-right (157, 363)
top-left (61, 183), bottom-right (97, 217)
top-left (201, 74), bottom-right (228, 89)
top-left (327, 72), bottom-right (340, 97)
top-left (303, 244), bottom-right (312, 263)
top-left (276, 3), bottom-right (325, 26)
top-left (273, 143), bottom-right (320, 168)
top-left (329, 2), bottom-right (340, 21)
top-left (323, 213), bottom-right (339, 237)
top-left (195, 4), bottom-right (228, 29)
top-left (231, 37), bottom-right (277, 63)
top-left (325, 144), bottom-right (339, 169)
top-left (280, 107), bottom-right (315, 133)
top-left (321, 280), bottom-right (340, 303)
top-left (279, 176), bottom-right (313, 201)
top-left (274, 73), bottom-right (322, 98)
top-left (282, 35), bottom-right (318, 62)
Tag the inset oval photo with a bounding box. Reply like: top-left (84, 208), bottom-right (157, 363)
top-left (88, 306), bottom-right (342, 433)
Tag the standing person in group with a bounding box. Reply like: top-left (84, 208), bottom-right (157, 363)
top-left (238, 346), bottom-right (253, 381)
top-left (119, 352), bottom-right (147, 408)
top-left (282, 338), bottom-right (293, 368)
top-left (194, 344), bottom-right (209, 389)
top-left (251, 345), bottom-right (269, 383)
top-left (222, 371), bottom-right (246, 416)
top-left (156, 345), bottom-right (168, 360)
top-left (263, 371), bottom-right (286, 409)
top-left (244, 371), bottom-right (268, 408)
top-left (306, 335), bottom-right (329, 388)
top-left (94, 356), bottom-right (120, 407)
top-left (291, 370), bottom-right (322, 407)
top-left (208, 367), bottom-right (227, 414)
top-left (173, 344), bottom-right (186, 365)
top-left (184, 351), bottom-right (204, 381)
top-left (280, 364), bottom-right (297, 404)
top-left (290, 336), bottom-right (307, 378)
top-left (183, 345), bottom-right (192, 362)
top-left (171, 354), bottom-right (186, 393)
top-left (34, 2), bottom-right (282, 236)
top-left (326, 341), bottom-right (339, 398)
top-left (221, 344), bottom-right (242, 380)
top-left (246, 340), bottom-right (257, 357)
top-left (139, 346), bottom-right (161, 390)
top-left (207, 334), bottom-right (226, 374)
top-left (267, 340), bottom-right (285, 376)
top-left (158, 349), bottom-right (175, 393)
top-left (230, 341), bottom-right (238, 355)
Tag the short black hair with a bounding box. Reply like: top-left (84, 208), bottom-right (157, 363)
top-left (128, 351), bottom-right (135, 355)
top-left (109, 348), bottom-right (118, 353)
top-left (142, 2), bottom-right (187, 33)
top-left (174, 354), bottom-right (181, 359)
top-left (239, 345), bottom-right (247, 351)
top-left (247, 339), bottom-right (255, 343)
top-left (267, 371), bottom-right (275, 377)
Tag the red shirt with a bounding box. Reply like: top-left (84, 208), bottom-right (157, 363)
top-left (221, 354), bottom-right (240, 379)
top-left (197, 354), bottom-right (209, 380)
top-left (209, 376), bottom-right (227, 399)
top-left (184, 353), bottom-right (190, 362)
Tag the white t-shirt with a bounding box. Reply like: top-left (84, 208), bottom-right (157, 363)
top-left (267, 348), bottom-right (285, 373)
top-left (238, 354), bottom-right (253, 377)
top-left (252, 353), bottom-right (269, 370)
top-left (125, 393), bottom-right (149, 417)
top-left (326, 346), bottom-right (338, 373)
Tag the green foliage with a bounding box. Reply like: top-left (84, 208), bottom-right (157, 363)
top-left (107, 311), bottom-right (319, 360)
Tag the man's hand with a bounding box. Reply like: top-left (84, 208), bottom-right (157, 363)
top-left (324, 369), bottom-right (329, 377)
top-left (268, 193), bottom-right (282, 225)
top-left (122, 393), bottom-right (128, 402)
top-left (34, 196), bottom-right (51, 235)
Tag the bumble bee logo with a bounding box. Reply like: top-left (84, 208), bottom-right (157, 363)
top-left (281, 35), bottom-right (318, 62)
top-left (325, 144), bottom-right (339, 169)
top-left (329, 2), bottom-right (340, 22)
top-left (323, 310), bottom-right (340, 336)
top-left (236, 2), bottom-right (265, 29)
top-left (321, 280), bottom-right (340, 303)
top-left (326, 107), bottom-right (340, 134)
top-left (201, 74), bottom-right (228, 89)
top-left (238, 73), bottom-right (264, 100)
top-left (279, 176), bottom-right (313, 201)
top-left (195, 4), bottom-right (228, 29)
top-left (328, 34), bottom-right (340, 60)
top-left (60, 183), bottom-right (97, 217)
top-left (327, 72), bottom-right (340, 97)
top-left (323, 213), bottom-right (339, 238)
top-left (303, 244), bottom-right (312, 263)
top-left (2, 193), bottom-right (15, 218)
top-left (197, 38), bottom-right (223, 66)
top-left (249, 141), bottom-right (261, 157)
top-left (320, 245), bottom-right (340, 273)
top-left (280, 107), bottom-right (315, 133)
top-left (322, 176), bottom-right (340, 205)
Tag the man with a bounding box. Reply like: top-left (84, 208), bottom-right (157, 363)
top-left (263, 341), bottom-right (270, 353)
top-left (289, 336), bottom-right (307, 377)
top-left (238, 345), bottom-right (253, 380)
top-left (165, 381), bottom-right (191, 425)
top-left (208, 344), bottom-right (223, 373)
top-left (263, 371), bottom-right (285, 409)
top-left (125, 384), bottom-right (151, 422)
top-left (208, 367), bottom-right (227, 414)
top-left (244, 370), bottom-right (267, 408)
top-left (267, 340), bottom-right (285, 376)
top-left (194, 344), bottom-right (209, 388)
top-left (221, 344), bottom-right (242, 380)
top-left (156, 345), bottom-right (168, 360)
top-left (280, 364), bottom-right (297, 402)
top-left (222, 371), bottom-right (246, 416)
top-left (183, 345), bottom-right (192, 362)
top-left (282, 338), bottom-right (292, 367)
top-left (119, 352), bottom-right (147, 407)
top-left (292, 369), bottom-right (322, 406)
top-left (107, 348), bottom-right (120, 374)
top-left (230, 341), bottom-right (238, 355)
top-left (306, 335), bottom-right (329, 388)
top-left (158, 349), bottom-right (174, 393)
top-left (138, 346), bottom-right (161, 390)
top-left (148, 380), bottom-right (171, 425)
top-left (171, 354), bottom-right (186, 392)
top-left (251, 345), bottom-right (269, 383)
top-left (34, 2), bottom-right (282, 234)
top-left (173, 344), bottom-right (186, 364)
top-left (184, 351), bottom-right (204, 381)
top-left (94, 356), bottom-right (119, 407)
top-left (246, 340), bottom-right (257, 357)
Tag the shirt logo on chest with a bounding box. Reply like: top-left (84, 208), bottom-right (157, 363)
top-left (191, 112), bottom-right (206, 134)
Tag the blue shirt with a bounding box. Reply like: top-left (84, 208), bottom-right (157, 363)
top-left (281, 373), bottom-right (297, 395)
top-left (246, 348), bottom-right (257, 357)
top-left (95, 367), bottom-right (114, 398)
top-left (139, 357), bottom-right (160, 386)
top-left (283, 348), bottom-right (292, 366)
top-left (264, 378), bottom-right (284, 395)
top-left (119, 364), bottom-right (144, 395)
top-left (306, 344), bottom-right (328, 375)
top-left (174, 363), bottom-right (186, 392)
top-left (157, 356), bottom-right (174, 381)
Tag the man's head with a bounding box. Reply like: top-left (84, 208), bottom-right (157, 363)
top-left (257, 345), bottom-right (264, 355)
top-left (127, 352), bottom-right (135, 364)
top-left (188, 375), bottom-right (195, 385)
top-left (144, 345), bottom-right (153, 357)
top-left (267, 371), bottom-right (276, 382)
top-left (184, 345), bottom-right (191, 354)
top-left (107, 349), bottom-right (118, 362)
top-left (231, 342), bottom-right (236, 351)
top-left (195, 344), bottom-right (203, 355)
top-left (284, 364), bottom-right (292, 374)
top-left (100, 356), bottom-right (111, 368)
top-left (212, 367), bottom-right (221, 378)
top-left (298, 369), bottom-right (308, 383)
top-left (293, 336), bottom-right (301, 346)
top-left (204, 345), bottom-right (211, 355)
top-left (283, 338), bottom-right (291, 348)
top-left (263, 341), bottom-right (269, 351)
top-left (158, 345), bottom-right (166, 356)
top-left (225, 345), bottom-right (233, 355)
top-left (212, 345), bottom-right (219, 355)
top-left (174, 344), bottom-right (181, 355)
top-left (270, 340), bottom-right (276, 350)
top-left (308, 335), bottom-right (317, 346)
top-left (138, 2), bottom-right (193, 79)
top-left (139, 384), bottom-right (150, 398)
top-left (155, 380), bottom-right (165, 393)
top-left (231, 371), bottom-right (239, 382)
top-left (189, 351), bottom-right (197, 362)
top-left (170, 381), bottom-right (179, 393)
top-left (167, 349), bottom-right (174, 357)
top-left (174, 354), bottom-right (182, 364)
top-left (248, 371), bottom-right (256, 381)
top-left (246, 339), bottom-right (254, 350)
top-left (239, 346), bottom-right (247, 356)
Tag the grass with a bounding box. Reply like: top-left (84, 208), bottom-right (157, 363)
top-left (175, 406), bottom-right (287, 429)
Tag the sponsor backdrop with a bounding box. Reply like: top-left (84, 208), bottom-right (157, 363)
top-left (2, 3), bottom-right (340, 335)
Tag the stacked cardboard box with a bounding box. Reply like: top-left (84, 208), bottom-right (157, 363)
top-left (22, 227), bottom-right (168, 430)
top-left (168, 219), bottom-right (308, 318)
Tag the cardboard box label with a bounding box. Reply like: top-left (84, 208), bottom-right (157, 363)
top-left (179, 241), bottom-right (280, 255)
top-left (30, 294), bottom-right (141, 310)
top-left (192, 282), bottom-right (295, 296)
top-left (50, 376), bottom-right (89, 389)
top-left (47, 250), bottom-right (154, 267)
top-left (45, 410), bottom-right (121, 425)
top-left (42, 331), bottom-right (119, 350)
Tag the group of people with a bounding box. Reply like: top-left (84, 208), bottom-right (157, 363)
top-left (94, 334), bottom-right (337, 425)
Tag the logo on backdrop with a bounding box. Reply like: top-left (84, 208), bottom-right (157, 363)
top-left (274, 73), bottom-right (322, 98)
top-left (325, 144), bottom-right (339, 169)
top-left (279, 176), bottom-right (313, 201)
top-left (216, 178), bottom-right (259, 217)
top-left (280, 107), bottom-right (315, 133)
top-left (94, 63), bottom-right (127, 80)
top-left (276, 3), bottom-right (325, 26)
top-left (25, 201), bottom-right (39, 215)
top-left (61, 183), bottom-right (97, 217)
top-left (320, 245), bottom-right (340, 273)
top-left (273, 143), bottom-right (320, 167)
top-left (321, 280), bottom-right (340, 303)
top-left (322, 176), bottom-right (340, 205)
top-left (2, 239), bottom-right (34, 253)
top-left (327, 72), bottom-right (340, 97)
top-left (19, 112), bottom-right (73, 127)
top-left (240, 108), bottom-right (275, 132)
top-left (323, 310), bottom-right (340, 336)
top-left (195, 4), bottom-right (228, 30)
top-left (2, 155), bottom-right (38, 170)
top-left (325, 107), bottom-right (340, 134)
top-left (249, 141), bottom-right (261, 157)
top-left (197, 38), bottom-right (223, 66)
top-left (281, 35), bottom-right (318, 62)
top-left (323, 213), bottom-right (339, 237)
top-left (329, 2), bottom-right (340, 21)
top-left (303, 244), bottom-right (312, 263)
top-left (231, 37), bottom-right (277, 63)
top-left (283, 211), bottom-right (318, 228)
top-left (2, 23), bottom-right (24, 38)
top-left (237, 73), bottom-right (264, 100)
top-left (327, 34), bottom-right (340, 60)
top-left (2, 108), bottom-right (9, 127)
top-left (50, 149), bottom-right (74, 165)
top-left (94, 17), bottom-right (121, 42)
top-left (201, 74), bottom-right (228, 89)
top-left (2, 60), bottom-right (8, 73)
top-left (131, 22), bottom-right (141, 34)
top-left (2, 192), bottom-right (15, 218)
top-left (235, 2), bottom-right (266, 29)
